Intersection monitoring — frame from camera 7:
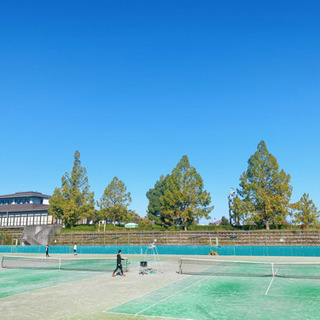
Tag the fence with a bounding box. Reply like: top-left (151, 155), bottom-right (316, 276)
top-left (51, 230), bottom-right (320, 246)
top-left (1, 229), bottom-right (320, 247)
top-left (0, 229), bottom-right (23, 245)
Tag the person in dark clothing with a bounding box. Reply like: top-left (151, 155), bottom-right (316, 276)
top-left (112, 250), bottom-right (126, 277)
top-left (45, 245), bottom-right (50, 258)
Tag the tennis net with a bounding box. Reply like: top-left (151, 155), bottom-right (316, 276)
top-left (1, 255), bottom-right (129, 272)
top-left (178, 258), bottom-right (320, 279)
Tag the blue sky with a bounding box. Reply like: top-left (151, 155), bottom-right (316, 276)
top-left (1, 1), bottom-right (319, 223)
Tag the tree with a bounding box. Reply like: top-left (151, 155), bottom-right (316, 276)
top-left (221, 216), bottom-right (230, 225)
top-left (138, 216), bottom-right (151, 228)
top-left (232, 141), bottom-right (292, 230)
top-left (49, 151), bottom-right (95, 227)
top-left (146, 175), bottom-right (170, 224)
top-left (127, 210), bottom-right (141, 223)
top-left (231, 194), bottom-right (252, 225)
top-left (160, 155), bottom-right (213, 230)
top-left (292, 193), bottom-right (319, 227)
top-left (98, 177), bottom-right (132, 225)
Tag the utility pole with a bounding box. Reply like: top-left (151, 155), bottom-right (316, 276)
top-left (228, 188), bottom-right (236, 225)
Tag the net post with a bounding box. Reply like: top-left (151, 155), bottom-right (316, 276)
top-left (1, 256), bottom-right (3, 268)
top-left (124, 258), bottom-right (129, 272)
top-left (178, 258), bottom-right (182, 274)
top-left (59, 258), bottom-right (61, 270)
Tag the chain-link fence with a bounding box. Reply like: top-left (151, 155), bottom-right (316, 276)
top-left (1, 229), bottom-right (320, 246)
top-left (50, 230), bottom-right (320, 246)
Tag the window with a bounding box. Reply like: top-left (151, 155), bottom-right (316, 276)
top-left (34, 215), bottom-right (41, 225)
top-left (1, 217), bottom-right (7, 226)
top-left (41, 215), bottom-right (48, 224)
top-left (8, 216), bottom-right (14, 226)
top-left (27, 215), bottom-right (33, 225)
top-left (21, 216), bottom-right (27, 225)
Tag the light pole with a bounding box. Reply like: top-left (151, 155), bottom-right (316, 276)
top-left (228, 188), bottom-right (236, 225)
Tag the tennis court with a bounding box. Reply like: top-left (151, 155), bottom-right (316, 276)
top-left (1, 254), bottom-right (320, 320)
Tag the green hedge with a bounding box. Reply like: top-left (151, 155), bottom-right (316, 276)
top-left (59, 223), bottom-right (317, 233)
top-left (188, 225), bottom-right (236, 231)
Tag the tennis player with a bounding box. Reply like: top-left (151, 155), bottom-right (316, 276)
top-left (112, 250), bottom-right (126, 277)
top-left (45, 244), bottom-right (50, 258)
top-left (73, 243), bottom-right (77, 255)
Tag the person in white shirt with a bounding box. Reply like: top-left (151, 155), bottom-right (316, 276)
top-left (45, 244), bottom-right (50, 258)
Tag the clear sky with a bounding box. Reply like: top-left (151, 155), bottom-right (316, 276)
top-left (1, 1), bottom-right (319, 223)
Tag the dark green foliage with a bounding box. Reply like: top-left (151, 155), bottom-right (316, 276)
top-left (232, 141), bottom-right (292, 230)
top-left (49, 151), bottom-right (95, 227)
top-left (146, 175), bottom-right (170, 224)
top-left (221, 216), bottom-right (230, 225)
top-left (97, 177), bottom-right (132, 225)
top-left (147, 155), bottom-right (213, 230)
top-left (161, 155), bottom-right (213, 230)
top-left (188, 224), bottom-right (235, 231)
top-left (292, 193), bottom-right (319, 226)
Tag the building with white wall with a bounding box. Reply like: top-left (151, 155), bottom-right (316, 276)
top-left (0, 192), bottom-right (60, 227)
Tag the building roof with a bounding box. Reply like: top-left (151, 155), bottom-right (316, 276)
top-left (0, 203), bottom-right (50, 213)
top-left (125, 223), bottom-right (138, 228)
top-left (0, 192), bottom-right (51, 199)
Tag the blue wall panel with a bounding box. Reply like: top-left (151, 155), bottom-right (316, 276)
top-left (0, 245), bottom-right (320, 256)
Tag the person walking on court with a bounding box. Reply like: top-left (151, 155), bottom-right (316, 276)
top-left (45, 244), bottom-right (50, 258)
top-left (112, 250), bottom-right (126, 277)
top-left (73, 243), bottom-right (77, 255)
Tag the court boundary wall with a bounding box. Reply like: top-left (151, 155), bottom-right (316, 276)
top-left (1, 244), bottom-right (320, 256)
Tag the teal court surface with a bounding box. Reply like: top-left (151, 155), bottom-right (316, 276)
top-left (107, 272), bottom-right (320, 320)
top-left (1, 254), bottom-right (320, 320)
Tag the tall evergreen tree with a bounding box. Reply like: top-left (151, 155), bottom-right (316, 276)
top-left (292, 193), bottom-right (319, 226)
top-left (49, 151), bottom-right (95, 227)
top-left (97, 177), bottom-right (132, 225)
top-left (160, 155), bottom-right (213, 230)
top-left (232, 141), bottom-right (292, 230)
top-left (146, 174), bottom-right (170, 224)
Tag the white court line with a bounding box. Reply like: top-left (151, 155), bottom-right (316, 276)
top-left (105, 265), bottom-right (229, 316)
top-left (104, 273), bottom-right (192, 313)
top-left (135, 266), bottom-right (230, 316)
top-left (135, 276), bottom-right (211, 316)
top-left (265, 277), bottom-right (275, 295)
top-left (108, 264), bottom-right (296, 318)
top-left (265, 267), bottom-right (278, 295)
top-left (107, 311), bottom-right (193, 320)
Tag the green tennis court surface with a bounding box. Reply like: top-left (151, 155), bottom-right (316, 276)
top-left (2, 255), bottom-right (320, 320)
top-left (106, 274), bottom-right (320, 320)
top-left (0, 268), bottom-right (105, 299)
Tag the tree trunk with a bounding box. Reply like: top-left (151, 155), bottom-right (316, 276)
top-left (265, 219), bottom-right (270, 230)
top-left (264, 205), bottom-right (269, 230)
